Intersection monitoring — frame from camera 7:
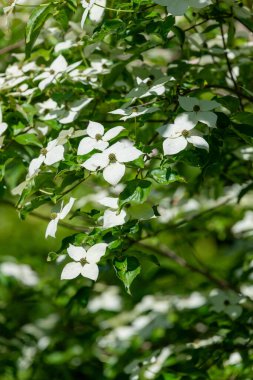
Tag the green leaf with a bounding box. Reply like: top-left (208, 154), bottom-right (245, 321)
top-left (14, 133), bottom-right (42, 147)
top-left (232, 112), bottom-right (253, 126)
top-left (25, 4), bottom-right (54, 57)
top-left (113, 256), bottom-right (141, 294)
top-left (171, 25), bottom-right (185, 45)
top-left (119, 179), bottom-right (152, 207)
top-left (149, 168), bottom-right (185, 184)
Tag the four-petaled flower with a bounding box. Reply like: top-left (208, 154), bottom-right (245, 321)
top-left (28, 139), bottom-right (65, 178)
top-left (179, 96), bottom-right (220, 128)
top-left (158, 113), bottom-right (209, 155)
top-left (82, 141), bottom-right (143, 185)
top-left (78, 121), bottom-right (124, 155)
top-left (61, 243), bottom-right (107, 281)
top-left (35, 55), bottom-right (81, 91)
top-left (46, 198), bottom-right (75, 238)
top-left (81, 0), bottom-right (106, 27)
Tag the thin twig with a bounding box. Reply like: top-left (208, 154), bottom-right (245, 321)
top-left (0, 40), bottom-right (25, 56)
top-left (137, 242), bottom-right (233, 290)
top-left (219, 22), bottom-right (244, 110)
top-left (0, 199), bottom-right (88, 233)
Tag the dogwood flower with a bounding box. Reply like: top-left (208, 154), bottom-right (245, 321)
top-left (153, 0), bottom-right (210, 16)
top-left (82, 141), bottom-right (143, 185)
top-left (61, 243), bottom-right (107, 280)
top-left (99, 197), bottom-right (154, 228)
top-left (40, 98), bottom-right (93, 124)
top-left (158, 113), bottom-right (209, 155)
top-left (209, 289), bottom-right (243, 320)
top-left (35, 55), bottom-right (81, 91)
top-left (77, 121), bottom-right (124, 155)
top-left (0, 105), bottom-right (8, 137)
top-left (109, 106), bottom-right (159, 121)
top-left (28, 139), bottom-right (65, 177)
top-left (179, 96), bottom-right (220, 128)
top-left (46, 198), bottom-right (75, 238)
top-left (127, 76), bottom-right (169, 99)
top-left (81, 0), bottom-right (106, 27)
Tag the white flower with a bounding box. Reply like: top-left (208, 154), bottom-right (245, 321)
top-left (99, 197), bottom-right (154, 228)
top-left (153, 0), bottom-right (210, 16)
top-left (81, 0), bottom-right (106, 27)
top-left (232, 211), bottom-right (253, 236)
top-left (109, 106), bottom-right (159, 121)
top-left (179, 96), bottom-right (220, 128)
top-left (46, 198), bottom-right (75, 238)
top-left (82, 141), bottom-right (143, 185)
top-left (28, 139), bottom-right (65, 178)
top-left (77, 121), bottom-right (124, 155)
top-left (35, 55), bottom-right (81, 91)
top-left (61, 243), bottom-right (107, 281)
top-left (0, 105), bottom-right (8, 136)
top-left (0, 262), bottom-right (39, 286)
top-left (209, 289), bottom-right (243, 320)
top-left (158, 113), bottom-right (209, 155)
top-left (127, 76), bottom-right (169, 99)
top-left (40, 98), bottom-right (93, 124)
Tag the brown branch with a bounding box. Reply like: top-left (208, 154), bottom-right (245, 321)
top-left (219, 22), bottom-right (244, 110)
top-left (0, 40), bottom-right (25, 56)
top-left (0, 199), bottom-right (88, 233)
top-left (137, 242), bottom-right (233, 290)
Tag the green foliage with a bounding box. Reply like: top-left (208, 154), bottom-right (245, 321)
top-left (1, 0), bottom-right (253, 378)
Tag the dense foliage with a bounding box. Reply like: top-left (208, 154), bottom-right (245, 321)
top-left (1, 0), bottom-right (253, 378)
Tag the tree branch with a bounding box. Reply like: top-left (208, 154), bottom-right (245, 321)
top-left (137, 242), bottom-right (233, 290)
top-left (0, 199), bottom-right (88, 233)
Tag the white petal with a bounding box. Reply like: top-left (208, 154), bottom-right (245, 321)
top-left (89, 0), bottom-right (106, 22)
top-left (163, 136), bottom-right (187, 155)
top-left (28, 155), bottom-right (45, 177)
top-left (59, 197), bottom-right (75, 219)
top-left (45, 218), bottom-right (59, 238)
top-left (174, 113), bottom-right (197, 131)
top-left (59, 111), bottom-right (77, 124)
top-left (189, 0), bottom-right (210, 9)
top-left (187, 135), bottom-right (209, 151)
top-left (61, 262), bottom-right (82, 280)
top-left (166, 0), bottom-right (188, 15)
top-left (103, 126), bottom-right (124, 141)
top-left (94, 140), bottom-right (109, 151)
top-left (39, 76), bottom-right (54, 91)
top-left (103, 162), bottom-right (125, 185)
top-left (179, 96), bottom-right (198, 111)
top-left (98, 196), bottom-right (118, 209)
top-left (82, 152), bottom-right (109, 171)
top-left (87, 121), bottom-right (104, 138)
top-left (70, 98), bottom-right (93, 112)
top-left (86, 243), bottom-right (107, 263)
top-left (116, 146), bottom-right (143, 163)
top-left (81, 263), bottom-right (99, 281)
top-left (197, 111), bottom-right (217, 128)
top-left (0, 122), bottom-right (7, 135)
top-left (67, 244), bottom-right (86, 261)
top-left (44, 145), bottom-right (64, 165)
top-left (81, 7), bottom-right (90, 28)
top-left (199, 99), bottom-right (220, 111)
top-left (51, 55), bottom-right (68, 73)
top-left (103, 209), bottom-right (127, 228)
top-left (158, 124), bottom-right (179, 138)
top-left (77, 137), bottom-right (96, 155)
